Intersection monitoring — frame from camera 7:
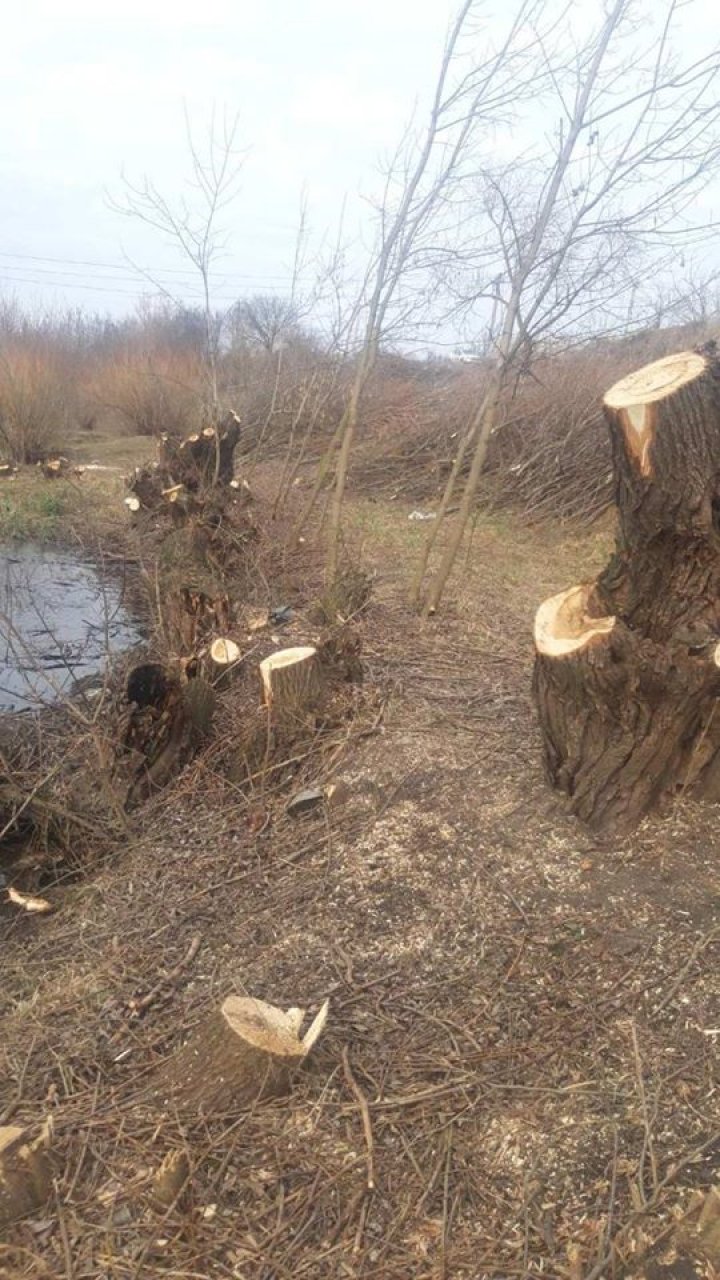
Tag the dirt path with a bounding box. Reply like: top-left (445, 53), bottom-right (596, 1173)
top-left (2, 498), bottom-right (720, 1278)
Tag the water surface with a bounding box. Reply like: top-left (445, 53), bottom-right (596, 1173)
top-left (0, 544), bottom-right (140, 712)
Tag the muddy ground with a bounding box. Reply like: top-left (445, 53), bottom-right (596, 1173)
top-left (2, 474), bottom-right (720, 1279)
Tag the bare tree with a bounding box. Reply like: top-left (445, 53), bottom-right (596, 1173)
top-left (111, 106), bottom-right (245, 428)
top-left (232, 294), bottom-right (302, 354)
top-left (412, 0), bottom-right (720, 613)
top-left (315, 0), bottom-right (549, 590)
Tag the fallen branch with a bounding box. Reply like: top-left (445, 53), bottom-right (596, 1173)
top-left (127, 933), bottom-right (202, 1020)
top-left (342, 1046), bottom-right (376, 1191)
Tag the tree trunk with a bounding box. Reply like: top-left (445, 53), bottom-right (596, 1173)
top-left (152, 996), bottom-right (328, 1115)
top-left (533, 349), bottom-right (720, 833)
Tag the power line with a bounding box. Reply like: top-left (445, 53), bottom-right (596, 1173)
top-left (0, 273), bottom-right (290, 301)
top-left (0, 249), bottom-right (301, 284)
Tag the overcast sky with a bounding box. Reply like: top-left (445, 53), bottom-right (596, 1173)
top-left (0, 0), bottom-right (455, 317)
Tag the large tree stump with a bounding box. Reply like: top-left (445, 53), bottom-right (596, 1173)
top-left (126, 412), bottom-right (242, 511)
top-left (154, 996), bottom-right (329, 1115)
top-left (533, 348), bottom-right (720, 833)
top-left (159, 412), bottom-right (241, 491)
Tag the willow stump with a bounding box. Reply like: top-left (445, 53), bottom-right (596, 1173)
top-left (153, 996), bottom-right (329, 1115)
top-left (533, 348), bottom-right (720, 833)
top-left (260, 646), bottom-right (322, 724)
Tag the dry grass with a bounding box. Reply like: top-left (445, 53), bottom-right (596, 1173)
top-left (0, 345), bottom-right (76, 464)
top-left (86, 348), bottom-right (207, 439)
top-left (3, 475), bottom-right (720, 1277)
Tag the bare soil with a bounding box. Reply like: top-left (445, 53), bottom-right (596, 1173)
top-left (2, 480), bottom-right (720, 1279)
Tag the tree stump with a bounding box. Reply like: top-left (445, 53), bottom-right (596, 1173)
top-left (153, 996), bottom-right (329, 1115)
top-left (259, 646), bottom-right (322, 723)
top-left (533, 349), bottom-right (720, 833)
top-left (168, 413), bottom-right (242, 491)
top-left (206, 638), bottom-right (242, 688)
top-left (0, 1122), bottom-right (53, 1227)
top-left (126, 412), bottom-right (241, 512)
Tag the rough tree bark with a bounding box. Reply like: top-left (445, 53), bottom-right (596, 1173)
top-left (152, 996), bottom-right (329, 1115)
top-left (259, 646), bottom-right (322, 723)
top-left (533, 348), bottom-right (720, 833)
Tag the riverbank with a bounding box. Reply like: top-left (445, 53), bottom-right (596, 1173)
top-left (3, 458), bottom-right (720, 1277)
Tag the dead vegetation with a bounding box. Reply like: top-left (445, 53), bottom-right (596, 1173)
top-left (2, 459), bottom-right (720, 1276)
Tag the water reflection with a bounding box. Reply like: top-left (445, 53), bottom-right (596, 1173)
top-left (0, 544), bottom-right (140, 711)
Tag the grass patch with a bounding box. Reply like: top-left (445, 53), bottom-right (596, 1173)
top-left (0, 472), bottom-right (126, 543)
top-left (0, 479), bottom-right (76, 541)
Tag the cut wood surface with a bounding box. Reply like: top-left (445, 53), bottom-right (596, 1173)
top-left (154, 996), bottom-right (329, 1114)
top-left (210, 638), bottom-right (241, 668)
top-left (0, 1121), bottom-right (53, 1227)
top-left (260, 646), bottom-right (322, 720)
top-left (534, 584), bottom-right (615, 657)
top-left (534, 346), bottom-right (720, 832)
top-left (205, 638), bottom-right (242, 689)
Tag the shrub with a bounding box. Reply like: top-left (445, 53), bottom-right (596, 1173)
top-left (0, 346), bottom-right (74, 463)
top-left (89, 349), bottom-right (205, 437)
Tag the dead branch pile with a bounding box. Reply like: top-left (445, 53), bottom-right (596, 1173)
top-left (348, 329), bottom-right (714, 523)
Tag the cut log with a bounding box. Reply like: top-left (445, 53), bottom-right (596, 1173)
top-left (259, 646), bottom-right (322, 722)
top-left (533, 347), bottom-right (720, 833)
top-left (0, 463), bottom-right (17, 479)
top-left (0, 1121), bottom-right (53, 1227)
top-left (153, 995), bottom-right (329, 1114)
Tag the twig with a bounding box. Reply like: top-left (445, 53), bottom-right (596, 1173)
top-left (342, 1046), bottom-right (376, 1191)
top-left (0, 1035), bottom-right (37, 1125)
top-left (630, 1019), bottom-right (658, 1198)
top-left (583, 1128), bottom-right (720, 1280)
top-left (54, 1182), bottom-right (75, 1280)
top-left (440, 1122), bottom-right (454, 1280)
top-left (652, 928), bottom-right (720, 1017)
top-left (108, 935), bottom-right (202, 1044)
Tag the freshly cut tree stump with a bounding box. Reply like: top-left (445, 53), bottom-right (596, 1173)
top-left (161, 412), bottom-right (242, 491)
top-left (206, 638), bottom-right (242, 687)
top-left (0, 1122), bottom-right (53, 1227)
top-left (126, 412), bottom-right (242, 511)
top-left (533, 348), bottom-right (720, 833)
top-left (154, 996), bottom-right (329, 1114)
top-left (260, 646), bottom-right (322, 721)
